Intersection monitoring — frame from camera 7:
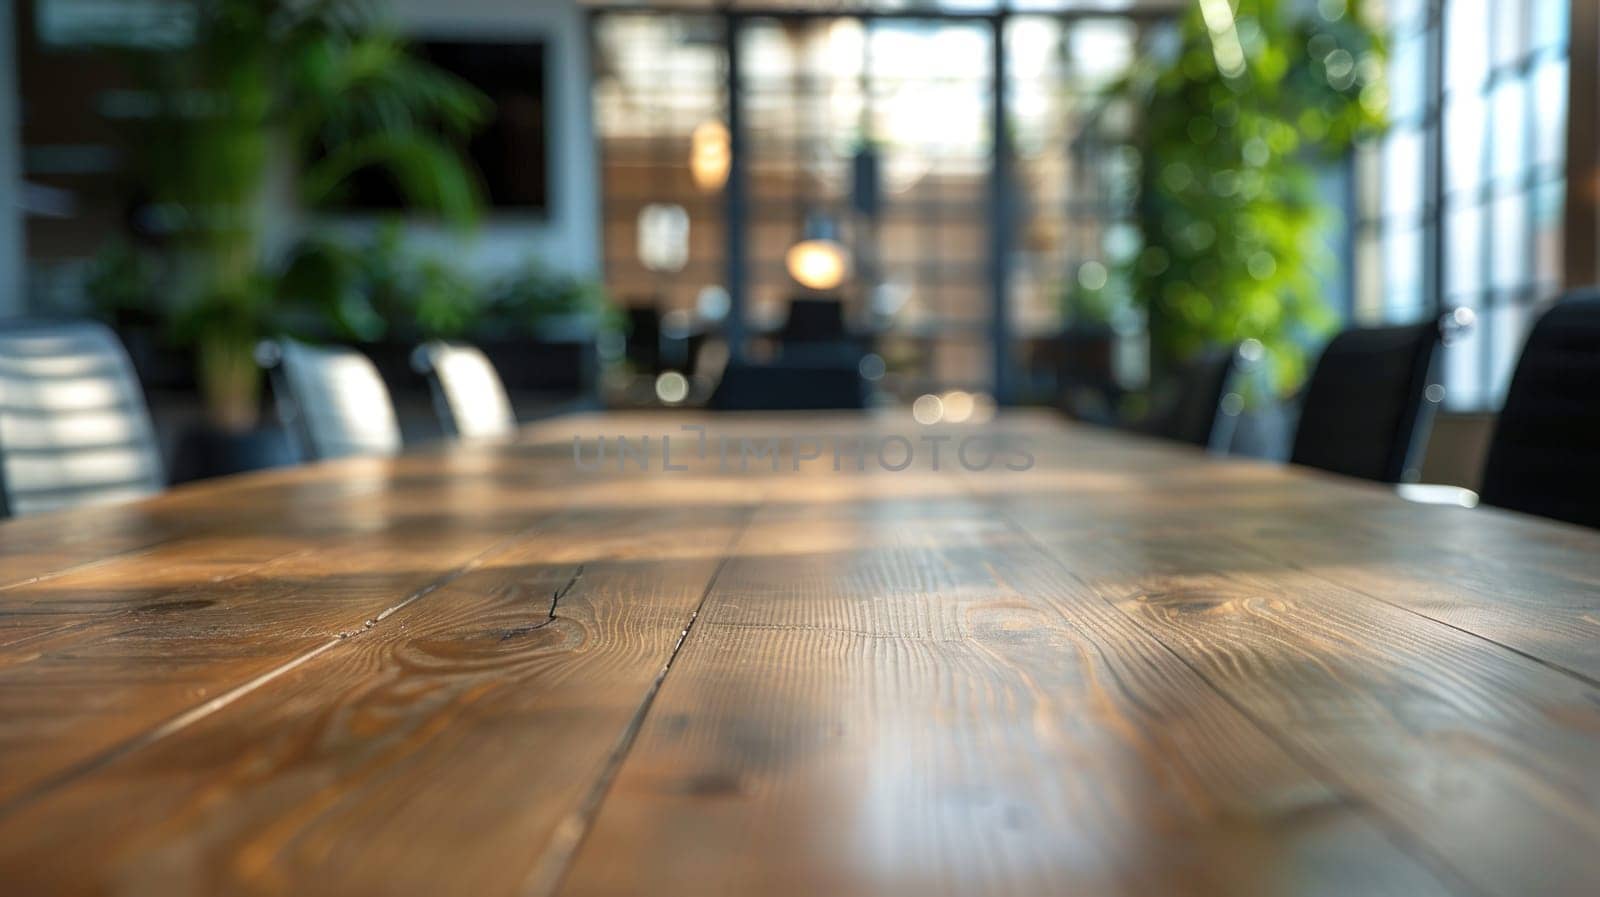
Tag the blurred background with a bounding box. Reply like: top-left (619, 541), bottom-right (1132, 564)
top-left (0, 0), bottom-right (1589, 487)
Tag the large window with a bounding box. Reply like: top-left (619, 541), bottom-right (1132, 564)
top-left (1355, 0), bottom-right (1569, 409)
top-left (1005, 14), bottom-right (1149, 400)
top-left (588, 6), bottom-right (1168, 404)
top-left (737, 17), bottom-right (996, 393)
top-left (596, 2), bottom-right (1568, 411)
top-left (592, 15), bottom-right (729, 316)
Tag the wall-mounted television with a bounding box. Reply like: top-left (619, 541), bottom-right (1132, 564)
top-left (338, 40), bottom-right (549, 215)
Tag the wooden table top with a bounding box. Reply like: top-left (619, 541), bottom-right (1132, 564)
top-left (1, 411), bottom-right (1598, 897)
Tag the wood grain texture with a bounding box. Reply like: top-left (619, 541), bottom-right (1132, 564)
top-left (0, 411), bottom-right (1597, 897)
top-left (556, 499), bottom-right (1458, 897)
top-left (0, 503), bottom-right (752, 896)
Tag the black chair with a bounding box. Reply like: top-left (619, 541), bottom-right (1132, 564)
top-left (1142, 344), bottom-right (1245, 450)
top-left (1478, 293), bottom-right (1600, 528)
top-left (1290, 322), bottom-right (1440, 483)
top-left (1056, 324), bottom-right (1121, 424)
top-left (778, 298), bottom-right (847, 344)
top-left (773, 297), bottom-right (871, 373)
top-left (625, 306), bottom-right (663, 375)
top-left (709, 360), bottom-right (867, 411)
top-left (0, 321), bottom-right (167, 516)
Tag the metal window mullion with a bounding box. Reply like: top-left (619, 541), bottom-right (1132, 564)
top-left (1423, 0), bottom-right (1447, 320)
top-left (723, 14), bottom-right (748, 364)
top-left (988, 12), bottom-right (1012, 404)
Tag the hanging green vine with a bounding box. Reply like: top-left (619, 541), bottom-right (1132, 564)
top-left (1117, 0), bottom-right (1387, 393)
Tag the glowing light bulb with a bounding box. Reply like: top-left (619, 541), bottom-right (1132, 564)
top-left (912, 394), bottom-right (944, 425)
top-left (689, 121), bottom-right (730, 193)
top-left (940, 390), bottom-right (975, 424)
top-left (785, 239), bottom-right (849, 291)
top-left (654, 371), bottom-right (690, 404)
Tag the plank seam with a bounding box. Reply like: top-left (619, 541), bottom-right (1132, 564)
top-left (1217, 532), bottom-right (1600, 692)
top-left (519, 505), bottom-right (755, 897)
top-left (0, 480), bottom-right (393, 593)
top-left (985, 500), bottom-right (1494, 897)
top-left (0, 545), bottom-right (338, 655)
top-left (0, 541), bottom-right (169, 593)
top-left (0, 520), bottom-right (551, 819)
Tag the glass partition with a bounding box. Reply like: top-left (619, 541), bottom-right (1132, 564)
top-left (591, 5), bottom-right (1176, 407)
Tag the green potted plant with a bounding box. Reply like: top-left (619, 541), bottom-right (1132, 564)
top-left (82, 242), bottom-right (195, 390)
top-left (278, 223), bottom-right (483, 389)
top-left (116, 0), bottom-right (486, 433)
top-left (475, 260), bottom-right (616, 394)
top-left (483, 260), bottom-right (613, 339)
top-left (1113, 0), bottom-right (1386, 396)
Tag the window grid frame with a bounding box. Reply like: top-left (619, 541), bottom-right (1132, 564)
top-left (1353, 0), bottom-right (1569, 411)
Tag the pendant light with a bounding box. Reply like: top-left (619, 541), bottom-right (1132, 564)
top-left (786, 212), bottom-right (848, 291)
top-left (689, 120), bottom-right (730, 193)
top-left (784, 22), bottom-right (849, 293)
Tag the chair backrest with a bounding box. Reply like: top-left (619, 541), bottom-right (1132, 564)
top-left (1290, 322), bottom-right (1440, 483)
top-left (779, 298), bottom-right (847, 343)
top-left (1479, 293), bottom-right (1600, 528)
top-left (710, 360), bottom-right (867, 411)
top-left (0, 321), bottom-right (165, 516)
top-left (262, 339), bottom-right (401, 461)
top-left (1148, 344), bottom-right (1243, 450)
top-left (625, 305), bottom-right (663, 375)
top-left (412, 341), bottom-right (516, 440)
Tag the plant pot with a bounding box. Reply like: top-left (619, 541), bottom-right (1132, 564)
top-left (530, 313), bottom-right (602, 342)
top-left (477, 336), bottom-right (600, 394)
top-left (358, 341), bottom-right (429, 393)
top-left (357, 341), bottom-right (444, 445)
top-left (170, 423), bottom-right (297, 484)
top-left (115, 323), bottom-right (196, 391)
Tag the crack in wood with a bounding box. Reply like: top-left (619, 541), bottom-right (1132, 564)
top-left (519, 506), bottom-right (756, 897)
top-left (499, 565), bottom-right (585, 640)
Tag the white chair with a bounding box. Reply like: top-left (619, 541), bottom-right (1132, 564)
top-left (411, 341), bottom-right (516, 440)
top-left (0, 321), bottom-right (165, 516)
top-left (259, 339), bottom-right (401, 461)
